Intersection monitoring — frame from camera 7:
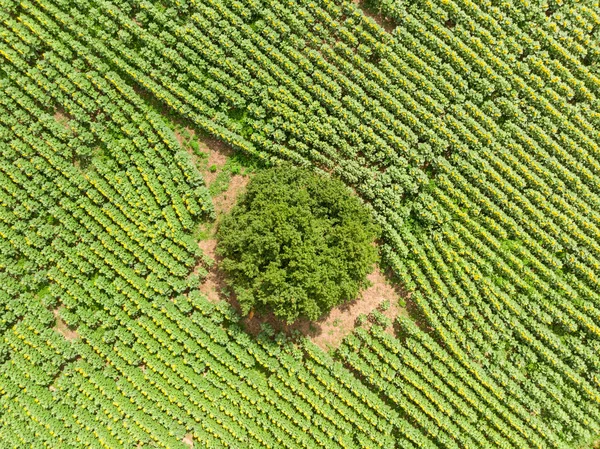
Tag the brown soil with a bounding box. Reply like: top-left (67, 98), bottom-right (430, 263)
top-left (312, 266), bottom-right (406, 349)
top-left (173, 128), bottom-right (189, 148)
top-left (199, 138), bottom-right (234, 185)
top-left (182, 433), bottom-right (194, 448)
top-left (198, 238), bottom-right (217, 262)
top-left (176, 128), bottom-right (236, 184)
top-left (198, 239), bottom-right (228, 303)
top-left (204, 137), bottom-right (232, 163)
top-left (186, 130), bottom-right (251, 303)
top-left (175, 127), bottom-right (241, 200)
top-left (53, 308), bottom-right (79, 341)
top-left (53, 109), bottom-right (71, 128)
top-left (212, 175), bottom-right (249, 215)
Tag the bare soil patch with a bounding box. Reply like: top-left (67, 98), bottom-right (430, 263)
top-left (188, 131), bottom-right (251, 303)
top-left (198, 238), bottom-right (217, 261)
top-left (53, 109), bottom-right (72, 128)
top-left (173, 128), bottom-right (190, 148)
top-left (199, 138), bottom-right (234, 185)
top-left (197, 239), bottom-right (229, 304)
top-left (182, 433), bottom-right (194, 448)
top-left (212, 175), bottom-right (249, 215)
top-left (174, 127), bottom-right (232, 180)
top-left (53, 308), bottom-right (79, 341)
top-left (204, 137), bottom-right (232, 164)
top-left (311, 266), bottom-right (406, 349)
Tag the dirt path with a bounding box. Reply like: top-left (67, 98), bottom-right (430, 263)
top-left (197, 238), bottom-right (225, 303)
top-left (53, 308), bottom-right (79, 340)
top-left (211, 174), bottom-right (249, 215)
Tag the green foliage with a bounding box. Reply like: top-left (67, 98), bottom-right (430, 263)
top-left (208, 153), bottom-right (261, 196)
top-left (355, 313), bottom-right (368, 327)
top-left (3, 0), bottom-right (600, 445)
top-left (368, 310), bottom-right (391, 328)
top-left (208, 169), bottom-right (232, 196)
top-left (217, 165), bottom-right (380, 323)
top-left (194, 222), bottom-right (213, 241)
top-left (226, 150), bottom-right (263, 175)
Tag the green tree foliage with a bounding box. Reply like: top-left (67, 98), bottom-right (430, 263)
top-left (217, 166), bottom-right (379, 323)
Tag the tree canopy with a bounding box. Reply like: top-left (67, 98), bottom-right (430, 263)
top-left (216, 166), bottom-right (380, 323)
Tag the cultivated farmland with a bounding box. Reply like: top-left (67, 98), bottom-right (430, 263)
top-left (1, 0), bottom-right (600, 447)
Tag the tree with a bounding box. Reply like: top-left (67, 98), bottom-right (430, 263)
top-left (216, 165), bottom-right (380, 323)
